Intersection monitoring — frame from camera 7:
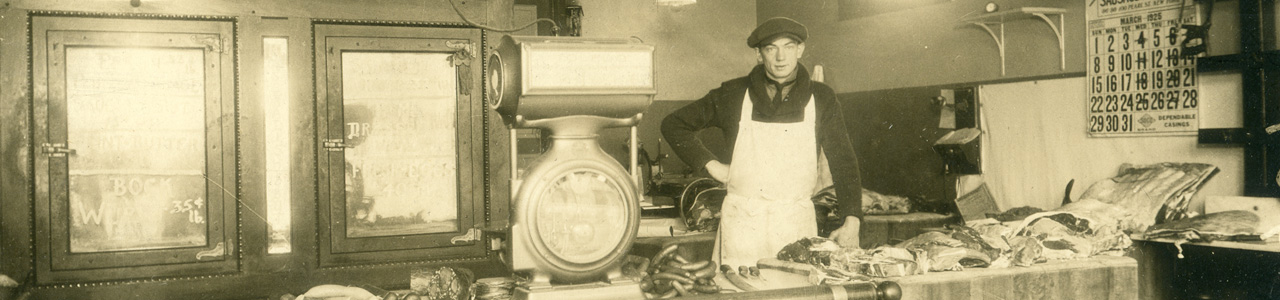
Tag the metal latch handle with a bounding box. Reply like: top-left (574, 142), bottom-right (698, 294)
top-left (41, 143), bottom-right (76, 157)
top-left (322, 139), bottom-right (351, 151)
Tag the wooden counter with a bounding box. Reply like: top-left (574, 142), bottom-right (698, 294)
top-left (695, 255), bottom-right (1134, 300)
top-left (632, 233), bottom-right (1137, 300)
top-left (1131, 238), bottom-right (1280, 300)
top-left (878, 255), bottom-right (1137, 300)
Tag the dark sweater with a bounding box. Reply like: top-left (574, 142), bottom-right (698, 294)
top-left (661, 64), bottom-right (864, 218)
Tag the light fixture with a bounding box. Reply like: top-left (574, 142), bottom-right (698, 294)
top-left (656, 0), bottom-right (696, 7)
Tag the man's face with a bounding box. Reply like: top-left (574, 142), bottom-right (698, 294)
top-left (758, 36), bottom-right (806, 80)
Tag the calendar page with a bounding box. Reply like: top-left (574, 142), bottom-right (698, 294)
top-left (1086, 0), bottom-right (1199, 137)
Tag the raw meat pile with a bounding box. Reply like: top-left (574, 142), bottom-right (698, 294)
top-left (772, 237), bottom-right (889, 284)
top-left (1077, 162), bottom-right (1217, 231)
top-left (774, 200), bottom-right (1136, 277)
top-left (770, 162), bottom-right (1239, 278)
top-left (1143, 210), bottom-right (1260, 258)
top-left (861, 188), bottom-right (912, 215)
top-left (1005, 199), bottom-right (1135, 260)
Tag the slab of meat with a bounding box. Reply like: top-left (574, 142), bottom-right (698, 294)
top-left (1077, 162), bottom-right (1216, 232)
top-left (1008, 199), bottom-right (1133, 259)
top-left (1006, 236), bottom-right (1044, 267)
top-left (986, 206), bottom-right (1045, 222)
top-left (776, 236), bottom-right (843, 266)
top-left (921, 244), bottom-right (992, 271)
top-left (895, 231), bottom-right (964, 250)
top-left (893, 225), bottom-right (1000, 272)
top-left (1144, 210), bottom-right (1259, 242)
top-left (969, 222), bottom-right (1011, 251)
top-left (862, 188), bottom-right (912, 215)
top-left (1143, 210), bottom-right (1259, 259)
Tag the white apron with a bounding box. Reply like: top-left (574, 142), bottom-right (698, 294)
top-left (714, 91), bottom-right (820, 268)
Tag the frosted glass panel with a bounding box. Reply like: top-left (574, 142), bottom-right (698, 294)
top-left (341, 52), bottom-right (459, 237)
top-left (263, 37), bottom-right (292, 254)
top-left (65, 47), bottom-right (208, 253)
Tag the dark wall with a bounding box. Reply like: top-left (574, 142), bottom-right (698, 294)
top-left (839, 89), bottom-right (952, 210)
top-left (601, 100), bottom-right (728, 176)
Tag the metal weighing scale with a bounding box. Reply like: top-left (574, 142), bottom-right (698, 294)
top-left (487, 35), bottom-right (654, 300)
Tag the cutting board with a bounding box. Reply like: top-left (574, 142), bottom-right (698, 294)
top-left (1205, 196), bottom-right (1280, 233)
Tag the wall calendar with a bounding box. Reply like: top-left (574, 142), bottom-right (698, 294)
top-left (1086, 0), bottom-right (1199, 137)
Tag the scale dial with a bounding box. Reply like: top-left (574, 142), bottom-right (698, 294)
top-left (534, 169), bottom-right (629, 264)
top-left (511, 154), bottom-right (640, 284)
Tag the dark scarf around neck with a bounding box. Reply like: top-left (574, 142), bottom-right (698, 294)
top-left (747, 64), bottom-right (813, 120)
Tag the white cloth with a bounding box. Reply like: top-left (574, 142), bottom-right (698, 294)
top-left (978, 78), bottom-right (1243, 211)
top-left (714, 91), bottom-right (820, 268)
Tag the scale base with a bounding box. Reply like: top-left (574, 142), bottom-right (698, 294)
top-left (513, 280), bottom-right (644, 300)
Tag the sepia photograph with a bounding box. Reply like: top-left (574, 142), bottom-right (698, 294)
top-left (0, 0), bottom-right (1276, 299)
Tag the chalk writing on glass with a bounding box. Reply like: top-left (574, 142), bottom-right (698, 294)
top-left (340, 51), bottom-right (461, 238)
top-left (64, 46), bottom-right (209, 253)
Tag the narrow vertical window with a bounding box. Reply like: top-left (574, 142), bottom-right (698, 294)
top-left (263, 37), bottom-right (292, 254)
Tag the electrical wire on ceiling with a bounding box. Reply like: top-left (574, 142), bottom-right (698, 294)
top-left (446, 0), bottom-right (562, 33)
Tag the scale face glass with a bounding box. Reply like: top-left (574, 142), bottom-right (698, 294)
top-left (535, 169), bottom-right (629, 264)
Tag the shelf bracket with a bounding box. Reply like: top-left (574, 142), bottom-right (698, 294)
top-left (958, 7), bottom-right (1068, 76)
top-left (1029, 12), bottom-right (1066, 71)
top-left (969, 21), bottom-right (1006, 76)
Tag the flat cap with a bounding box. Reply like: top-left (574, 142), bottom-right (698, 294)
top-left (747, 17), bottom-right (808, 48)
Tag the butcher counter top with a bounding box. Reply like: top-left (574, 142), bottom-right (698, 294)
top-left (878, 255), bottom-right (1137, 300)
top-left (687, 255), bottom-right (1135, 300)
top-left (632, 233), bottom-right (1138, 300)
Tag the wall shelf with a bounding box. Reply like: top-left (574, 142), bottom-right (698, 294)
top-left (957, 7), bottom-right (1067, 76)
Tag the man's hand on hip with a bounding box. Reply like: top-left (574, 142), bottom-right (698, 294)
top-left (830, 216), bottom-right (861, 249)
top-left (705, 161), bottom-right (730, 183)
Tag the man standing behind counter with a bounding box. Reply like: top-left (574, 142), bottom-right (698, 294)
top-left (661, 17), bottom-right (864, 267)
